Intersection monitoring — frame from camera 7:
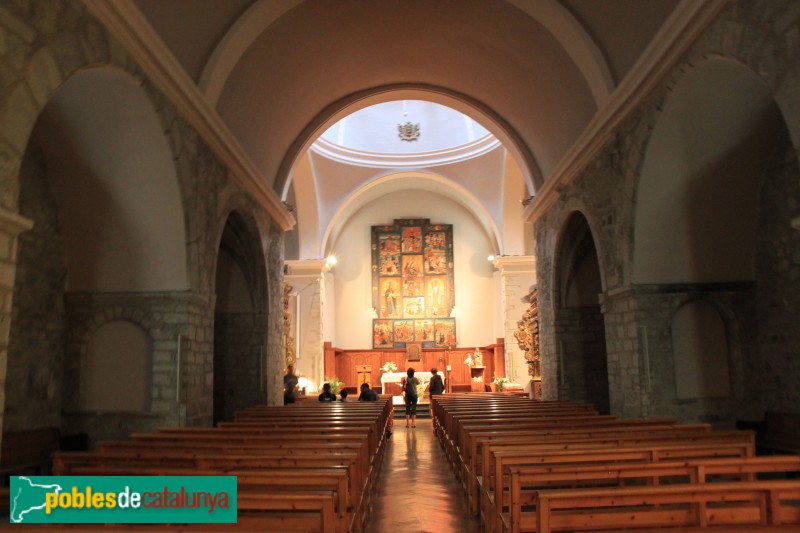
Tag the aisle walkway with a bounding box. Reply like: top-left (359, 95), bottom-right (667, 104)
top-left (366, 418), bottom-right (481, 533)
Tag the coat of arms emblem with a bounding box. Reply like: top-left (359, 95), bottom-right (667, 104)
top-left (397, 121), bottom-right (421, 142)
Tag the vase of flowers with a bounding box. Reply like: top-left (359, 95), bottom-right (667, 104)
top-left (329, 377), bottom-right (344, 395)
top-left (382, 361), bottom-right (397, 373)
top-left (493, 377), bottom-right (509, 392)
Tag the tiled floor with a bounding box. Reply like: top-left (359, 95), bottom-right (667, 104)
top-left (365, 419), bottom-right (481, 533)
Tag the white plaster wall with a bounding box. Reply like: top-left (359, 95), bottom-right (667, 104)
top-left (330, 188), bottom-right (495, 349)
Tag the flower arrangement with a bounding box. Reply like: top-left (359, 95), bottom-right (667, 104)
top-left (382, 361), bottom-right (397, 373)
top-left (493, 377), bottom-right (510, 392)
top-left (328, 377), bottom-right (344, 395)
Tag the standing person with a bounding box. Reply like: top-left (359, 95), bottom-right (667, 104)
top-left (358, 383), bottom-right (378, 401)
top-left (402, 368), bottom-right (420, 428)
top-left (283, 364), bottom-right (298, 405)
top-left (318, 383), bottom-right (337, 402)
top-left (429, 368), bottom-right (445, 396)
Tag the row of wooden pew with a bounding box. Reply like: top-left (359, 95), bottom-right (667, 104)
top-left (431, 393), bottom-right (800, 533)
top-left (41, 399), bottom-right (393, 532)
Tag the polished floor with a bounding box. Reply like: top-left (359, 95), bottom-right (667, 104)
top-left (365, 418), bottom-right (481, 533)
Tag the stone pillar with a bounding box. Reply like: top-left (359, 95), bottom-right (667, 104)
top-left (492, 256), bottom-right (536, 386)
top-left (285, 259), bottom-right (331, 392)
top-left (0, 208), bottom-right (33, 445)
top-left (600, 287), bottom-right (644, 418)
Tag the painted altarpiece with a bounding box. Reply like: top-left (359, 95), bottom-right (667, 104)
top-left (372, 219), bottom-right (456, 348)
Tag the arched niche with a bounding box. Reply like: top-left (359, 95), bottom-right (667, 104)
top-left (554, 211), bottom-right (609, 414)
top-left (85, 320), bottom-right (152, 412)
top-left (671, 300), bottom-right (730, 399)
top-left (31, 67), bottom-right (187, 292)
top-left (633, 59), bottom-right (784, 284)
top-left (213, 211), bottom-right (267, 424)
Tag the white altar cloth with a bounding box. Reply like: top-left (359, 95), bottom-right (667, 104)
top-left (381, 371), bottom-right (437, 389)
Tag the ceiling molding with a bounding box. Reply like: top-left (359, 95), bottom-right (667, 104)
top-left (81, 0), bottom-right (296, 231)
top-left (523, 0), bottom-right (730, 225)
top-left (506, 0), bottom-right (614, 106)
top-left (310, 134), bottom-right (501, 169)
top-left (199, 0), bottom-right (303, 108)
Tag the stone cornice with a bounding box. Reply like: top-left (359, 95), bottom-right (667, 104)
top-left (284, 259), bottom-right (330, 277)
top-left (492, 255), bottom-right (536, 273)
top-left (523, 0), bottom-right (731, 224)
top-left (81, 0), bottom-right (295, 232)
top-left (0, 207), bottom-right (33, 236)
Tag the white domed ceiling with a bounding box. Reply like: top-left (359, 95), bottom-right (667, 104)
top-left (318, 100), bottom-right (491, 156)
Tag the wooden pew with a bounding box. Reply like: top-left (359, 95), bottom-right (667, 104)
top-left (49, 465), bottom-right (350, 533)
top-left (504, 455), bottom-right (800, 533)
top-left (458, 419), bottom-right (696, 490)
top-left (54, 452), bottom-right (361, 531)
top-left (39, 490), bottom-right (339, 533)
top-left (481, 438), bottom-right (756, 532)
top-left (531, 480), bottom-right (800, 532)
top-left (472, 428), bottom-right (747, 519)
top-left (47, 401), bottom-right (390, 533)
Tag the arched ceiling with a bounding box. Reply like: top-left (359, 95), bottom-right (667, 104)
top-left (128, 0), bottom-right (684, 259)
top-left (133, 0), bottom-right (681, 188)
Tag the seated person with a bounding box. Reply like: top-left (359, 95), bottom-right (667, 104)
top-left (339, 389), bottom-right (349, 402)
top-left (318, 383), bottom-right (337, 402)
top-left (358, 382), bottom-right (379, 401)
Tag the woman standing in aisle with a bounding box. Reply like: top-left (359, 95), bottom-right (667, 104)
top-left (402, 367), bottom-right (420, 428)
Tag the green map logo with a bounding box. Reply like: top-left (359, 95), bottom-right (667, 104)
top-left (9, 476), bottom-right (236, 524)
top-left (10, 477), bottom-right (63, 523)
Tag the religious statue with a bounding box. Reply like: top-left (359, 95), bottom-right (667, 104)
top-left (283, 283), bottom-right (296, 367)
top-left (464, 349), bottom-right (483, 368)
top-left (515, 288), bottom-right (540, 378)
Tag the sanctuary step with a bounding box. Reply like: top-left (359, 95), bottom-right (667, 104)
top-left (391, 396), bottom-right (431, 419)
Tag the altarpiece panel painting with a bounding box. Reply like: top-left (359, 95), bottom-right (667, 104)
top-left (372, 219), bottom-right (455, 348)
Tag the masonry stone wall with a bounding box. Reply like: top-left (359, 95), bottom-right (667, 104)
top-left (214, 312), bottom-right (266, 423)
top-left (4, 143), bottom-right (64, 432)
top-left (756, 132), bottom-right (800, 414)
top-left (0, 0), bottom-right (286, 447)
top-left (554, 307), bottom-right (609, 414)
top-left (535, 0), bottom-right (800, 422)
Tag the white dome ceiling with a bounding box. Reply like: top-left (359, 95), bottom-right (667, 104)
top-left (318, 100), bottom-right (491, 155)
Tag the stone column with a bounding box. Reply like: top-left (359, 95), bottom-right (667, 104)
top-left (492, 256), bottom-right (536, 386)
top-left (284, 259), bottom-right (331, 392)
top-left (0, 208), bottom-right (33, 444)
top-left (600, 287), bottom-right (645, 418)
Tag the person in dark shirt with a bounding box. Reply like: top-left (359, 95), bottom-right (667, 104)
top-left (283, 364), bottom-right (298, 405)
top-left (318, 383), bottom-right (337, 402)
top-left (339, 389), bottom-right (349, 402)
top-left (358, 383), bottom-right (378, 401)
top-left (429, 367), bottom-right (445, 396)
top-left (402, 368), bottom-right (420, 427)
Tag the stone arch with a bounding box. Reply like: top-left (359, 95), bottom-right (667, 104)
top-left (277, 86), bottom-right (544, 198)
top-left (619, 3), bottom-right (800, 285)
top-left (633, 57), bottom-right (784, 284)
top-left (31, 66), bottom-right (187, 291)
top-left (552, 211), bottom-right (610, 414)
top-left (212, 207), bottom-right (268, 423)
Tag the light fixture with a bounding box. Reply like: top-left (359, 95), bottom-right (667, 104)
top-left (325, 255), bottom-right (338, 269)
top-left (487, 254), bottom-right (495, 262)
top-left (298, 376), bottom-right (308, 395)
